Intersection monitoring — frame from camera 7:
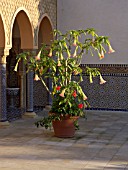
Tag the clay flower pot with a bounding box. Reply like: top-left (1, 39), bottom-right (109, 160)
top-left (52, 116), bottom-right (79, 138)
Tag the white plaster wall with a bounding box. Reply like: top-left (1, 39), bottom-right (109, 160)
top-left (57, 0), bottom-right (128, 64)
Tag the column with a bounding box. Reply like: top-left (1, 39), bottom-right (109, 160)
top-left (19, 75), bottom-right (24, 108)
top-left (42, 73), bottom-right (52, 116)
top-left (0, 48), bottom-right (9, 127)
top-left (23, 50), bottom-right (36, 118)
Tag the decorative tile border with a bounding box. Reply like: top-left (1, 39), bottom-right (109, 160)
top-left (80, 64), bottom-right (128, 75)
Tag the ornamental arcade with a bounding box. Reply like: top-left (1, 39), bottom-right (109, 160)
top-left (0, 0), bottom-right (57, 126)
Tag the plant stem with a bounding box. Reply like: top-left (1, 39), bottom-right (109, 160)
top-left (65, 59), bottom-right (68, 86)
top-left (40, 77), bottom-right (51, 95)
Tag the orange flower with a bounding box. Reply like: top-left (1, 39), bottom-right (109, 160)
top-left (34, 74), bottom-right (40, 81)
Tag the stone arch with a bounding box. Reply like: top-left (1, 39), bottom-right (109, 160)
top-left (10, 7), bottom-right (34, 49)
top-left (0, 14), bottom-right (5, 48)
top-left (33, 14), bottom-right (54, 107)
top-left (6, 8), bottom-right (34, 115)
top-left (37, 14), bottom-right (54, 49)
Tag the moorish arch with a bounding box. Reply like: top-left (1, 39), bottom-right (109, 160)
top-left (10, 8), bottom-right (34, 49)
top-left (38, 14), bottom-right (54, 49)
top-left (0, 13), bottom-right (8, 125)
top-left (0, 14), bottom-right (5, 48)
top-left (34, 15), bottom-right (54, 107)
top-left (6, 9), bottom-right (34, 119)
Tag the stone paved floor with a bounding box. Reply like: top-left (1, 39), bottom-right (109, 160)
top-left (0, 110), bottom-right (128, 170)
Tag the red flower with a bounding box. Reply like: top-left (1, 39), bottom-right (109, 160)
top-left (72, 90), bottom-right (77, 97)
top-left (56, 86), bottom-right (61, 91)
top-left (78, 103), bottom-right (84, 109)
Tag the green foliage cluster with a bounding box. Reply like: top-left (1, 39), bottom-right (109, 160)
top-left (15, 28), bottom-right (115, 129)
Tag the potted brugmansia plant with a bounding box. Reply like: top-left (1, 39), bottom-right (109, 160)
top-left (14, 28), bottom-right (115, 137)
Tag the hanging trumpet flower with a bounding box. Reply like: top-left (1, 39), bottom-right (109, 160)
top-left (39, 67), bottom-right (43, 75)
top-left (73, 36), bottom-right (78, 46)
top-left (89, 73), bottom-right (93, 83)
top-left (100, 75), bottom-right (106, 84)
top-left (48, 49), bottom-right (53, 57)
top-left (83, 94), bottom-right (88, 100)
top-left (100, 50), bottom-right (105, 60)
top-left (34, 74), bottom-right (40, 81)
top-left (35, 50), bottom-right (41, 60)
top-left (60, 52), bottom-right (63, 60)
top-left (108, 44), bottom-right (115, 54)
top-left (57, 60), bottom-right (61, 66)
top-left (14, 58), bottom-right (20, 72)
top-left (73, 46), bottom-right (78, 57)
top-left (73, 39), bottom-right (77, 46)
top-left (63, 42), bottom-right (71, 57)
top-left (59, 89), bottom-right (65, 97)
top-left (67, 50), bottom-right (71, 58)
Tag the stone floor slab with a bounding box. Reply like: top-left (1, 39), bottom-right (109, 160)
top-left (0, 110), bottom-right (128, 170)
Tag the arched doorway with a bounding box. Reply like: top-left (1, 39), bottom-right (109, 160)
top-left (0, 14), bottom-right (7, 123)
top-left (6, 10), bottom-right (33, 120)
top-left (38, 16), bottom-right (53, 49)
top-left (0, 15), bottom-right (5, 48)
top-left (34, 16), bottom-right (53, 108)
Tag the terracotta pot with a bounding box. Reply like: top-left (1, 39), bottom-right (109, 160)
top-left (52, 116), bottom-right (79, 138)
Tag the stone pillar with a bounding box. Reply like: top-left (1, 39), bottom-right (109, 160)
top-left (0, 48), bottom-right (9, 127)
top-left (18, 56), bottom-right (26, 110)
top-left (23, 50), bottom-right (36, 118)
top-left (19, 75), bottom-right (24, 108)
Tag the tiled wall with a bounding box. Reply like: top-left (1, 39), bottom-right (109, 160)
top-left (80, 64), bottom-right (128, 111)
top-left (80, 74), bottom-right (128, 111)
top-left (33, 78), bottom-right (48, 107)
top-left (33, 64), bottom-right (128, 111)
